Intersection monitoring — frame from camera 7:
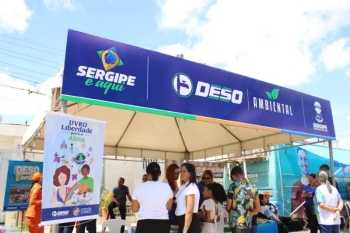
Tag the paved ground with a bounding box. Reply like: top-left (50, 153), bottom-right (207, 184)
top-left (4, 215), bottom-right (349, 233)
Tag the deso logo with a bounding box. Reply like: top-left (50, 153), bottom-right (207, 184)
top-left (172, 73), bottom-right (193, 98)
top-left (76, 46), bottom-right (136, 95)
top-left (172, 73), bottom-right (243, 104)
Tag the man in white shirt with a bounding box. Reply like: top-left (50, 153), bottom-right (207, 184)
top-left (315, 171), bottom-right (343, 233)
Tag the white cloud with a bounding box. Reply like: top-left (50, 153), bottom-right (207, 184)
top-left (346, 68), bottom-right (350, 77)
top-left (156, 0), bottom-right (350, 86)
top-left (0, 72), bottom-right (59, 118)
top-left (0, 0), bottom-right (32, 33)
top-left (156, 0), bottom-right (214, 36)
top-left (320, 38), bottom-right (350, 72)
top-left (334, 116), bottom-right (350, 150)
top-left (43, 0), bottom-right (78, 11)
top-left (336, 137), bottom-right (350, 150)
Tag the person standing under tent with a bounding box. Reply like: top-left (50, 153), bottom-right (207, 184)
top-left (199, 182), bottom-right (227, 233)
top-left (175, 163), bottom-right (201, 233)
top-left (301, 173), bottom-right (319, 233)
top-left (163, 164), bottom-right (180, 226)
top-left (226, 166), bottom-right (259, 233)
top-left (132, 162), bottom-right (173, 233)
top-left (315, 171), bottom-right (343, 233)
top-left (319, 164), bottom-right (339, 190)
top-left (197, 170), bottom-right (214, 208)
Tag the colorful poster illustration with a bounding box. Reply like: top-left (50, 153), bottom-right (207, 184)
top-left (41, 112), bottom-right (106, 225)
top-left (3, 161), bottom-right (43, 211)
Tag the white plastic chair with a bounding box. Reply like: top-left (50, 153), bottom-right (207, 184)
top-left (102, 219), bottom-right (132, 233)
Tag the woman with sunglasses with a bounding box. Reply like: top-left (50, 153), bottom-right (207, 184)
top-left (198, 170), bottom-right (214, 208)
top-left (175, 163), bottom-right (201, 233)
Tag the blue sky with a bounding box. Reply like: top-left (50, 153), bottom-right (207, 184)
top-left (0, 0), bottom-right (350, 149)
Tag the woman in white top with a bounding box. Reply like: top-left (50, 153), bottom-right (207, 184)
top-left (175, 163), bottom-right (201, 233)
top-left (132, 162), bottom-right (173, 233)
top-left (315, 171), bottom-right (343, 233)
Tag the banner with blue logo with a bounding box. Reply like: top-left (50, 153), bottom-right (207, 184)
top-left (40, 112), bottom-right (106, 225)
top-left (61, 30), bottom-right (335, 140)
top-left (3, 161), bottom-right (43, 211)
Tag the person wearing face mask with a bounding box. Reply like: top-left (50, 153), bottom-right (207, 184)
top-left (175, 163), bottom-right (201, 233)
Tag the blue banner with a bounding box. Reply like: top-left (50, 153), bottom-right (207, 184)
top-left (41, 204), bottom-right (99, 222)
top-left (3, 161), bottom-right (43, 211)
top-left (62, 30), bottom-right (336, 139)
top-left (278, 145), bottom-right (349, 217)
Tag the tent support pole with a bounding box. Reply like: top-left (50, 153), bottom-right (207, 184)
top-left (328, 140), bottom-right (335, 185)
top-left (243, 160), bottom-right (248, 181)
top-left (61, 100), bottom-right (67, 113)
top-left (185, 151), bottom-right (190, 161)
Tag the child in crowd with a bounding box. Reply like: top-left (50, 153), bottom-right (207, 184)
top-left (199, 183), bottom-right (227, 233)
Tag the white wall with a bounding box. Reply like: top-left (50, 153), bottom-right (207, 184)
top-left (104, 159), bottom-right (166, 200)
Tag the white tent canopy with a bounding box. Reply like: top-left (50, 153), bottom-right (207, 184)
top-left (22, 93), bottom-right (313, 161)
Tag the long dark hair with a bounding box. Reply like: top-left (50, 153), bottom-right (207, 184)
top-left (146, 162), bottom-right (161, 181)
top-left (181, 163), bottom-right (197, 187)
top-left (259, 194), bottom-right (265, 205)
top-left (206, 183), bottom-right (227, 204)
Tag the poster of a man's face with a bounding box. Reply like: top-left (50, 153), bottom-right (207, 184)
top-left (297, 148), bottom-right (309, 176)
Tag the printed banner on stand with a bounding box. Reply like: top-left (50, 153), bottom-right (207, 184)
top-left (3, 161), bottom-right (43, 211)
top-left (41, 112), bottom-right (106, 225)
